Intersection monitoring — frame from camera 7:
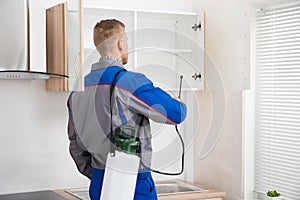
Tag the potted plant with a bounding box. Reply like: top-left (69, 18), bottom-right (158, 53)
top-left (265, 190), bottom-right (282, 200)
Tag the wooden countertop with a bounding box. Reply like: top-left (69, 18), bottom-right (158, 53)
top-left (156, 179), bottom-right (225, 200)
top-left (54, 179), bottom-right (225, 200)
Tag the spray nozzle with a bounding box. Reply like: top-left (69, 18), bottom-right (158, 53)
top-left (178, 75), bottom-right (183, 99)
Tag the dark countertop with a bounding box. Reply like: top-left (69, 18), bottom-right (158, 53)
top-left (0, 190), bottom-right (69, 200)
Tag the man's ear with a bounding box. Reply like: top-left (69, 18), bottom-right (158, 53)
top-left (118, 39), bottom-right (124, 51)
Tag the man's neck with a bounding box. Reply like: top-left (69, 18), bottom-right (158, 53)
top-left (100, 56), bottom-right (122, 64)
top-left (91, 56), bottom-right (124, 71)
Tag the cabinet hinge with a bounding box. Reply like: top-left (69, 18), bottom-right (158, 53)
top-left (192, 22), bottom-right (202, 31)
top-left (192, 73), bottom-right (202, 80)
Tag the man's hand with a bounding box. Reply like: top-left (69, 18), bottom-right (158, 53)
top-left (173, 95), bottom-right (183, 102)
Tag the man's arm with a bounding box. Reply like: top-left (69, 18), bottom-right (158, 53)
top-left (117, 72), bottom-right (187, 124)
top-left (67, 98), bottom-right (92, 179)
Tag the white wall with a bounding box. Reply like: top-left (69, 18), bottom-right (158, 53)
top-left (0, 81), bottom-right (86, 194)
top-left (0, 0), bottom-right (193, 195)
top-left (192, 0), bottom-right (251, 199)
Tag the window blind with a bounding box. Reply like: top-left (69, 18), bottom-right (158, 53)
top-left (254, 2), bottom-right (300, 200)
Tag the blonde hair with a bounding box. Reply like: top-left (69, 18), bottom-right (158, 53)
top-left (93, 19), bottom-right (125, 54)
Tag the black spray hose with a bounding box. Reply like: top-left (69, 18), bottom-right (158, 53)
top-left (140, 75), bottom-right (185, 176)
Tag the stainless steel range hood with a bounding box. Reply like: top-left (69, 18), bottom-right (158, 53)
top-left (0, 0), bottom-right (67, 80)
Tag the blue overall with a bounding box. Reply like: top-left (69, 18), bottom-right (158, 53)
top-left (89, 168), bottom-right (158, 200)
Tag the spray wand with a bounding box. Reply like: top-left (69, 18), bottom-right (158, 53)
top-left (139, 75), bottom-right (185, 176)
top-left (178, 75), bottom-right (183, 99)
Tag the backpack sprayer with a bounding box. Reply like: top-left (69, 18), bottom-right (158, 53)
top-left (100, 70), bottom-right (185, 200)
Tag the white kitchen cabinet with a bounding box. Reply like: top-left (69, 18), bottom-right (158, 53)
top-left (82, 7), bottom-right (204, 91)
top-left (135, 10), bottom-right (204, 91)
top-left (49, 2), bottom-right (204, 91)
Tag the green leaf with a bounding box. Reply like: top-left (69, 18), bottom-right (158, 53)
top-left (267, 190), bottom-right (281, 197)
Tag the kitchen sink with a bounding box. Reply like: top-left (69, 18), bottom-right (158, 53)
top-left (156, 181), bottom-right (208, 196)
top-left (66, 188), bottom-right (90, 200)
top-left (66, 180), bottom-right (207, 199)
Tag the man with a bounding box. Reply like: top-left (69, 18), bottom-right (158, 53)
top-left (67, 19), bottom-right (187, 200)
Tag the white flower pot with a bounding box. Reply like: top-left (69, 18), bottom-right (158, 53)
top-left (264, 196), bottom-right (282, 200)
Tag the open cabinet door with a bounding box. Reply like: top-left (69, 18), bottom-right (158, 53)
top-left (46, 3), bottom-right (68, 91)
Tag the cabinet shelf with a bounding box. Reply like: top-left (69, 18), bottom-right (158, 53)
top-left (84, 47), bottom-right (193, 54)
top-left (134, 48), bottom-right (193, 55)
top-left (68, 10), bottom-right (78, 13)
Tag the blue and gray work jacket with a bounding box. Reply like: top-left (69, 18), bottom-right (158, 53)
top-left (67, 56), bottom-right (187, 178)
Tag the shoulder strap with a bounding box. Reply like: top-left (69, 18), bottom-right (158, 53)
top-left (135, 115), bottom-right (144, 155)
top-left (110, 68), bottom-right (126, 156)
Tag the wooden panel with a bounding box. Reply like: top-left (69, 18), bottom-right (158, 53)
top-left (46, 3), bottom-right (68, 91)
